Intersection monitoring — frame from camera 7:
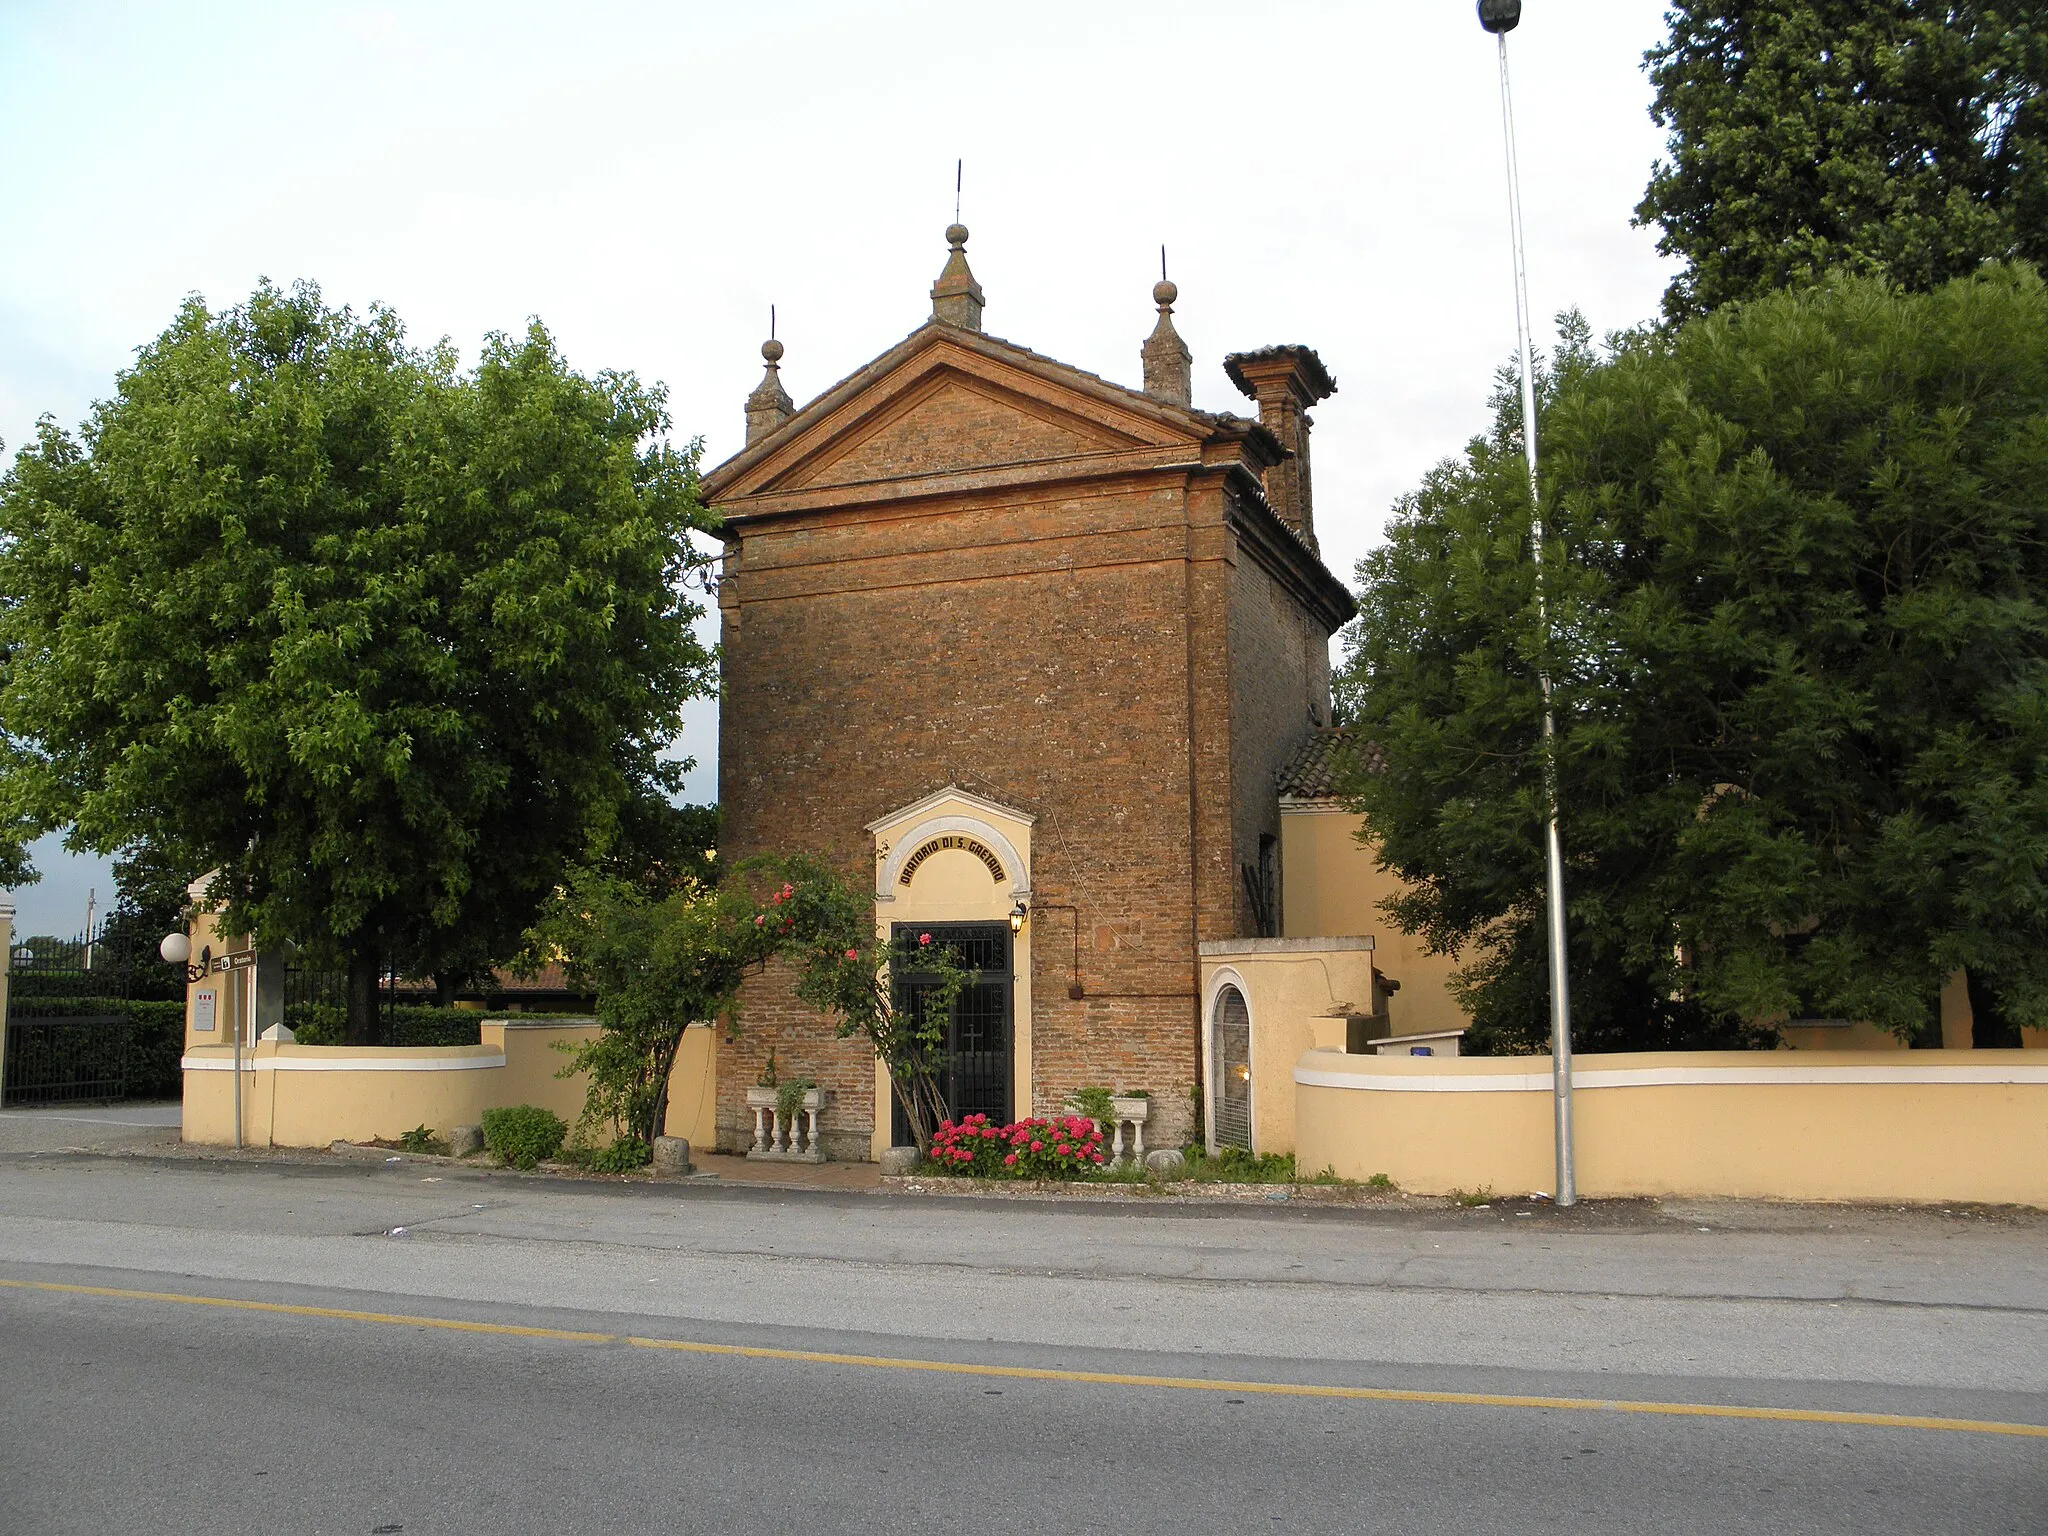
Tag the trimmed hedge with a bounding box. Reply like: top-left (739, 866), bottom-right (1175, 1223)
top-left (285, 1006), bottom-right (483, 1048)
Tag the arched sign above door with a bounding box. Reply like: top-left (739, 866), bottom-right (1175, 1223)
top-left (897, 834), bottom-right (1006, 887)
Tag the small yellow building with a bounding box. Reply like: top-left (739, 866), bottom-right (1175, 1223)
top-left (1276, 730), bottom-right (1466, 1037)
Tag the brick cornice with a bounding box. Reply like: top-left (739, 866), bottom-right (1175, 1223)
top-left (1224, 471), bottom-right (1357, 632)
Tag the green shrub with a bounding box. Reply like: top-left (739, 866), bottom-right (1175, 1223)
top-left (1066, 1085), bottom-right (1115, 1122)
top-left (480, 1104), bottom-right (567, 1169)
top-left (585, 1137), bottom-right (651, 1173)
top-left (1365, 1172), bottom-right (1398, 1190)
top-left (396, 1124), bottom-right (445, 1154)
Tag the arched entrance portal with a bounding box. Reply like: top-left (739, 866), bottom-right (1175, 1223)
top-left (867, 786), bottom-right (1035, 1157)
top-left (1210, 982), bottom-right (1252, 1152)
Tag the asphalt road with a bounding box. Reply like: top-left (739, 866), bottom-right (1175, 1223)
top-left (0, 1152), bottom-right (2042, 1534)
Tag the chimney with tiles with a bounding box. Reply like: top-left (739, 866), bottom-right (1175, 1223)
top-left (1222, 346), bottom-right (1337, 552)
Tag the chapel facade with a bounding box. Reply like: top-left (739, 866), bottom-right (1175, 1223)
top-left (704, 225), bottom-right (1355, 1158)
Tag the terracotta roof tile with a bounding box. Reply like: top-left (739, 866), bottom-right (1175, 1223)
top-left (1276, 728), bottom-right (1383, 800)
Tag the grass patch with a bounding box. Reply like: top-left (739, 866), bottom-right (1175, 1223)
top-left (1170, 1146), bottom-right (1300, 1183)
top-left (1448, 1185), bottom-right (1495, 1207)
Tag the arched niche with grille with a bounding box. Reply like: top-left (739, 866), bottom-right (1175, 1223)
top-left (1209, 982), bottom-right (1252, 1152)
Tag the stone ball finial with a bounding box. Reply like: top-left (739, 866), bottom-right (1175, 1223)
top-left (1153, 279), bottom-right (1178, 308)
top-left (946, 222), bottom-right (969, 249)
top-left (761, 338), bottom-right (785, 364)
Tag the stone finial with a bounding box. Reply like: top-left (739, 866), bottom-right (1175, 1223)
top-left (1141, 278), bottom-right (1193, 406)
top-left (1223, 346), bottom-right (1338, 552)
top-left (744, 336), bottom-right (794, 446)
top-left (930, 222), bottom-right (985, 331)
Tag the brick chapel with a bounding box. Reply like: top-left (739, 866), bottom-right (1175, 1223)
top-left (703, 224), bottom-right (1355, 1157)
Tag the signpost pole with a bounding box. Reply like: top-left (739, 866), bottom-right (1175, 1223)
top-left (232, 966), bottom-right (243, 1151)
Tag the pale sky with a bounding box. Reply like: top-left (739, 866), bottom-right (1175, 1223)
top-left (0, 0), bottom-right (1677, 935)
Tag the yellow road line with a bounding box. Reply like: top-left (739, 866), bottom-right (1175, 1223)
top-left (4, 1276), bottom-right (2043, 1441)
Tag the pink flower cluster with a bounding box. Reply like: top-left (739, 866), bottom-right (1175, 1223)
top-left (927, 1113), bottom-right (1107, 1180)
top-left (755, 881), bottom-right (799, 934)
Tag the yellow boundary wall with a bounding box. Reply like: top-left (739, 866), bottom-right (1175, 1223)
top-left (1293, 1048), bottom-right (2048, 1206)
top-left (181, 1020), bottom-right (718, 1150)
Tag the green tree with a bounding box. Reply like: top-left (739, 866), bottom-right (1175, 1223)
top-left (1638, 2), bottom-right (2047, 320)
top-left (0, 281), bottom-right (714, 1042)
top-left (536, 864), bottom-right (781, 1150)
top-left (535, 854), bottom-right (970, 1155)
top-left (1336, 269), bottom-right (2048, 1050)
top-left (774, 857), bottom-right (972, 1154)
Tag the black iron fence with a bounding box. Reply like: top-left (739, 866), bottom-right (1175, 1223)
top-left (9, 918), bottom-right (184, 1003)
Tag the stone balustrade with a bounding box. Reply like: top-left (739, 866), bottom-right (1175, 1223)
top-left (744, 1085), bottom-right (827, 1163)
top-left (1109, 1094), bottom-right (1151, 1164)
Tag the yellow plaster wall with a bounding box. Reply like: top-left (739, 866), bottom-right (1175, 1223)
top-left (868, 791), bottom-right (1033, 1156)
top-left (1279, 806), bottom-right (1467, 1036)
top-left (181, 906), bottom-right (249, 1053)
top-left (662, 1024), bottom-right (719, 1148)
top-left (1294, 1048), bottom-right (2048, 1205)
top-left (181, 1022), bottom-right (602, 1149)
top-left (484, 1021), bottom-right (598, 1123)
top-left (1200, 942), bottom-right (1378, 1156)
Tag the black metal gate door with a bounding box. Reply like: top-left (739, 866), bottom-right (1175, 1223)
top-left (2, 1015), bottom-right (130, 1106)
top-left (891, 922), bottom-right (1012, 1140)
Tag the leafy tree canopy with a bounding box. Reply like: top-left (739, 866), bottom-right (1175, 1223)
top-left (1638, 2), bottom-right (2047, 319)
top-left (0, 280), bottom-right (716, 1040)
top-left (534, 853), bottom-right (971, 1154)
top-left (1335, 268), bottom-right (2048, 1051)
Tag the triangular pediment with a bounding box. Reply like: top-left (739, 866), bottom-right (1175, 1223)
top-left (797, 373), bottom-right (1111, 489)
top-left (707, 325), bottom-right (1214, 504)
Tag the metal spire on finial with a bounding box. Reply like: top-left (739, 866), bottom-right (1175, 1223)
top-left (746, 302), bottom-right (792, 444)
top-left (932, 160), bottom-right (984, 330)
top-left (1142, 243), bottom-right (1190, 405)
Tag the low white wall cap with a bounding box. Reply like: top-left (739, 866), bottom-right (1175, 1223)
top-left (182, 1052), bottom-right (507, 1073)
top-left (1199, 936), bottom-right (1375, 956)
top-left (1295, 1057), bottom-right (2048, 1092)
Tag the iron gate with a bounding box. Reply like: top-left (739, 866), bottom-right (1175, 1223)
top-left (891, 922), bottom-right (1012, 1140)
top-left (1, 1015), bottom-right (130, 1106)
top-left (1210, 984), bottom-right (1252, 1150)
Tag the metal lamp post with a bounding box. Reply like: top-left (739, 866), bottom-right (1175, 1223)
top-left (1479, 0), bottom-right (1576, 1206)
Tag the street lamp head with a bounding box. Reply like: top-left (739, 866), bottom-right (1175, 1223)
top-left (1478, 0), bottom-right (1521, 34)
top-left (159, 931), bottom-right (191, 965)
